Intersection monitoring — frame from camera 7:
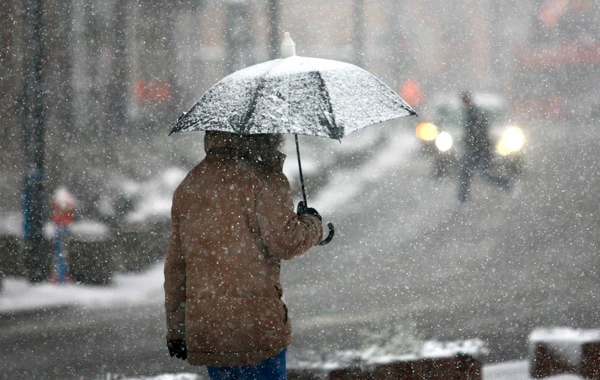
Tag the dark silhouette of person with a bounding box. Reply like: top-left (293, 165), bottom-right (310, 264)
top-left (164, 132), bottom-right (323, 378)
top-left (458, 91), bottom-right (510, 203)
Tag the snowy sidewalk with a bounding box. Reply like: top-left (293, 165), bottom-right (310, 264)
top-left (120, 362), bottom-right (583, 380)
top-left (0, 262), bottom-right (164, 314)
top-left (0, 264), bottom-right (587, 380)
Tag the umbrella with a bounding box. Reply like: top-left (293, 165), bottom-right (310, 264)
top-left (170, 33), bottom-right (417, 245)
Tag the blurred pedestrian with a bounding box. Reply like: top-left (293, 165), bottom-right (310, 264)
top-left (458, 91), bottom-right (511, 203)
top-left (52, 186), bottom-right (76, 283)
top-left (164, 131), bottom-right (323, 379)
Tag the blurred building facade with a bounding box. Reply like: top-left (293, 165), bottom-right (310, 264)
top-left (512, 0), bottom-right (600, 119)
top-left (1, 0), bottom-right (598, 214)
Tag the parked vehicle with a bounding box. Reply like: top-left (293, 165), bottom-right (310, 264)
top-left (415, 93), bottom-right (526, 178)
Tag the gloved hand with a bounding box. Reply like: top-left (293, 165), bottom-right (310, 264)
top-left (167, 339), bottom-right (187, 361)
top-left (296, 201), bottom-right (322, 222)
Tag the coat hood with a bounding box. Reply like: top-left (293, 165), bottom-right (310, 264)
top-left (204, 131), bottom-right (286, 170)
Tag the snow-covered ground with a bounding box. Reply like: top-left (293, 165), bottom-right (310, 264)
top-left (4, 266), bottom-right (585, 380)
top-left (3, 256), bottom-right (578, 379)
top-left (0, 123), bottom-right (594, 379)
top-left (121, 361), bottom-right (584, 380)
top-left (2, 261), bottom-right (585, 380)
top-left (3, 261), bottom-right (586, 380)
top-left (0, 125), bottom-right (408, 315)
top-left (0, 262), bottom-right (164, 313)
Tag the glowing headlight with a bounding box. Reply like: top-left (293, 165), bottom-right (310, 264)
top-left (416, 122), bottom-right (439, 141)
top-left (435, 131), bottom-right (453, 152)
top-left (497, 126), bottom-right (525, 156)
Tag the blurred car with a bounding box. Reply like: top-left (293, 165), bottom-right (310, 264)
top-left (415, 92), bottom-right (526, 178)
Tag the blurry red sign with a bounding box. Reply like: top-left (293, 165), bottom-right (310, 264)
top-left (134, 79), bottom-right (171, 104)
top-left (398, 79), bottom-right (424, 109)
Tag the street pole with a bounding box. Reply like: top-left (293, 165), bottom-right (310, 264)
top-left (353, 0), bottom-right (365, 68)
top-left (109, 0), bottom-right (128, 136)
top-left (226, 0), bottom-right (254, 73)
top-left (22, 0), bottom-right (47, 283)
top-left (267, 0), bottom-right (280, 60)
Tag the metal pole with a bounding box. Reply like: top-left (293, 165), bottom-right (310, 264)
top-left (267, 0), bottom-right (280, 60)
top-left (109, 0), bottom-right (128, 136)
top-left (22, 0), bottom-right (47, 283)
top-left (226, 0), bottom-right (254, 73)
top-left (353, 0), bottom-right (365, 67)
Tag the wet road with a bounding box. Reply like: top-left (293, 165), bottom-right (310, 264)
top-left (0, 120), bottom-right (598, 379)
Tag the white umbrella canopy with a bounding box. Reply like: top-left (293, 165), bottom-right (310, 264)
top-left (170, 33), bottom-right (418, 246)
top-left (171, 55), bottom-right (416, 138)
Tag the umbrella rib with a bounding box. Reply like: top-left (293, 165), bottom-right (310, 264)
top-left (240, 78), bottom-right (264, 134)
top-left (314, 71), bottom-right (341, 139)
top-left (239, 59), bottom-right (287, 134)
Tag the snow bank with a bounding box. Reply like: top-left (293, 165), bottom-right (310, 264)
top-left (119, 361), bottom-right (584, 379)
top-left (0, 212), bottom-right (23, 237)
top-left (530, 327), bottom-right (600, 344)
top-left (43, 219), bottom-right (110, 242)
top-left (0, 262), bottom-right (164, 313)
top-left (290, 338), bottom-right (488, 370)
top-left (126, 167), bottom-right (187, 223)
top-left (421, 339), bottom-right (489, 359)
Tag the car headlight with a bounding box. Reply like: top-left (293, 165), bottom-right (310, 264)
top-left (496, 126), bottom-right (525, 156)
top-left (435, 131), bottom-right (453, 152)
top-left (416, 122), bottom-right (439, 141)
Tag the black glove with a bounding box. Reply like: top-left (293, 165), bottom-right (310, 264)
top-left (167, 339), bottom-right (187, 361)
top-left (296, 201), bottom-right (322, 222)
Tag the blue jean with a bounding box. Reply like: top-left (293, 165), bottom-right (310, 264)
top-left (207, 349), bottom-right (287, 380)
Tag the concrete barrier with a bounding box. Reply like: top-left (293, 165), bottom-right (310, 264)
top-left (287, 370), bottom-right (321, 380)
top-left (113, 221), bottom-right (169, 272)
top-left (581, 342), bottom-right (600, 379)
top-left (372, 354), bottom-right (481, 380)
top-left (68, 239), bottom-right (113, 285)
top-left (0, 212), bottom-right (170, 282)
top-left (529, 327), bottom-right (600, 379)
top-left (329, 367), bottom-right (373, 379)
top-left (287, 353), bottom-right (483, 380)
top-left (530, 342), bottom-right (572, 378)
top-left (288, 339), bottom-right (486, 379)
top-left (49, 220), bottom-right (113, 285)
top-left (372, 360), bottom-right (412, 379)
top-left (0, 234), bottom-right (26, 277)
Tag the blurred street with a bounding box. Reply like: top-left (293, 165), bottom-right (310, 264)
top-left (1, 1), bottom-right (600, 379)
top-left (0, 119), bottom-right (598, 379)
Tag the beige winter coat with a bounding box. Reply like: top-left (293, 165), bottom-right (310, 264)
top-left (164, 131), bottom-right (323, 366)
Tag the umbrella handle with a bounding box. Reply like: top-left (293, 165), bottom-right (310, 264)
top-left (318, 223), bottom-right (335, 246)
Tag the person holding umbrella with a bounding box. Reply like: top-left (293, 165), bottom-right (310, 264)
top-left (165, 32), bottom-right (416, 379)
top-left (164, 131), bottom-right (323, 378)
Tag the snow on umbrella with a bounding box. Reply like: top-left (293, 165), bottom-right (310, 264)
top-left (170, 33), bottom-right (418, 244)
top-left (171, 37), bottom-right (416, 138)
